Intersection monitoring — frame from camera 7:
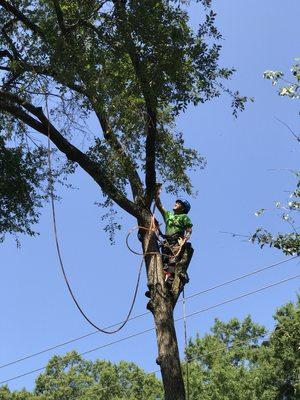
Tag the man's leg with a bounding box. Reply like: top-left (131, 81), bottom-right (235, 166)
top-left (176, 243), bottom-right (194, 283)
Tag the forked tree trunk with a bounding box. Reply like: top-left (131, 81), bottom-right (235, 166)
top-left (140, 218), bottom-right (186, 400)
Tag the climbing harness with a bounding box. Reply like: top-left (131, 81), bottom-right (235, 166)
top-left (127, 210), bottom-right (192, 398)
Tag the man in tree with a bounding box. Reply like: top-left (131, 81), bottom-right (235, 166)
top-left (155, 193), bottom-right (194, 285)
top-left (0, 1), bottom-right (247, 398)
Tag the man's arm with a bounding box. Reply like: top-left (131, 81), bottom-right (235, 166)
top-left (154, 183), bottom-right (166, 218)
top-left (185, 227), bottom-right (192, 240)
top-left (178, 227), bottom-right (192, 246)
top-left (155, 196), bottom-right (166, 218)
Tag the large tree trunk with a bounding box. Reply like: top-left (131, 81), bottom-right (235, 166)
top-left (140, 215), bottom-right (186, 400)
top-left (152, 292), bottom-right (186, 400)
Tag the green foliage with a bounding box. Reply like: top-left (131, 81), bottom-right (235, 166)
top-left (183, 298), bottom-right (300, 399)
top-left (0, 0), bottom-right (247, 241)
top-left (1, 351), bottom-right (163, 400)
top-left (0, 136), bottom-right (47, 243)
top-left (0, 386), bottom-right (38, 400)
top-left (264, 59), bottom-right (300, 102)
top-left (261, 297), bottom-right (300, 399)
top-left (1, 298), bottom-right (299, 399)
top-left (251, 230), bottom-right (300, 255)
top-left (156, 130), bottom-right (206, 195)
top-left (252, 60), bottom-right (300, 255)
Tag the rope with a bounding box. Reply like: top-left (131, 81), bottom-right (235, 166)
top-left (1, 272), bottom-right (299, 386)
top-left (42, 101), bottom-right (180, 336)
top-left (126, 222), bottom-right (184, 261)
top-left (182, 288), bottom-right (190, 400)
top-left (44, 95), bottom-right (143, 334)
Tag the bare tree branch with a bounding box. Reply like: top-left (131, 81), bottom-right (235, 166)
top-left (2, 22), bottom-right (22, 61)
top-left (0, 49), bottom-right (13, 59)
top-left (51, 0), bottom-right (67, 34)
top-left (275, 117), bottom-right (300, 143)
top-left (113, 0), bottom-right (157, 205)
top-left (0, 0), bottom-right (45, 39)
top-left (1, 72), bottom-right (21, 90)
top-left (95, 111), bottom-right (144, 199)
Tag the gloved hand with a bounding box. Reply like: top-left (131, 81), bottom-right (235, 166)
top-left (178, 237), bottom-right (186, 247)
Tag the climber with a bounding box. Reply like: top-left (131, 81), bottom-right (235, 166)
top-left (155, 191), bottom-right (194, 285)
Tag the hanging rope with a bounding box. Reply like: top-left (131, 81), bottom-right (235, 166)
top-left (44, 94), bottom-right (146, 334)
top-left (182, 287), bottom-right (190, 400)
top-left (126, 220), bottom-right (184, 260)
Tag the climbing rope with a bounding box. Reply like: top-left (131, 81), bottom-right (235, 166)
top-left (182, 287), bottom-right (190, 400)
top-left (126, 220), bottom-right (185, 262)
top-left (127, 206), bottom-right (192, 397)
top-left (44, 95), bottom-right (148, 334)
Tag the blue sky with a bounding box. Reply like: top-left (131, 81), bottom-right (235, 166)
top-left (1, 0), bottom-right (299, 392)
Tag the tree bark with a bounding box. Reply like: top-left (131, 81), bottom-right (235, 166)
top-left (152, 295), bottom-right (186, 400)
top-left (140, 215), bottom-right (186, 400)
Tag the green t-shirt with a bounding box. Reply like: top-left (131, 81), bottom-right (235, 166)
top-left (163, 210), bottom-right (193, 236)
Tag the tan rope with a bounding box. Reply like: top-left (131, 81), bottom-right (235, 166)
top-left (44, 94), bottom-right (144, 334)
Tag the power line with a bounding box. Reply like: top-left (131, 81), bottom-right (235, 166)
top-left (0, 255), bottom-right (297, 371)
top-left (177, 273), bottom-right (300, 323)
top-left (34, 332), bottom-right (277, 397)
top-left (94, 330), bottom-right (271, 394)
top-left (0, 310), bottom-right (150, 370)
top-left (183, 255), bottom-right (299, 302)
top-left (1, 272), bottom-right (299, 385)
top-left (1, 331), bottom-right (272, 398)
top-left (149, 330), bottom-right (271, 378)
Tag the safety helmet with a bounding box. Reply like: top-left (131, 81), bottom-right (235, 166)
top-left (176, 199), bottom-right (191, 214)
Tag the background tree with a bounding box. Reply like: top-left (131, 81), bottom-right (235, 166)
top-left (0, 1), bottom-right (247, 398)
top-left (0, 353), bottom-right (163, 399)
top-left (252, 60), bottom-right (300, 256)
top-left (183, 296), bottom-right (300, 400)
top-left (2, 297), bottom-right (298, 399)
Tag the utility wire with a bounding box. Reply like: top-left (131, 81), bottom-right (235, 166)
top-left (0, 272), bottom-right (299, 385)
top-left (0, 309), bottom-right (149, 370)
top-left (20, 332), bottom-right (274, 398)
top-left (150, 330), bottom-right (271, 377)
top-left (177, 273), bottom-right (300, 323)
top-left (183, 255), bottom-right (299, 302)
top-left (182, 288), bottom-right (190, 400)
top-left (0, 331), bottom-right (271, 395)
top-left (0, 255), bottom-right (297, 370)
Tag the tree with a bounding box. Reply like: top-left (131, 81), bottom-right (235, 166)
top-left (3, 298), bottom-right (298, 399)
top-left (184, 315), bottom-right (267, 400)
top-left (0, 386), bottom-right (37, 400)
top-left (0, 352), bottom-right (163, 399)
top-left (183, 297), bottom-right (300, 399)
top-left (0, 1), bottom-right (246, 398)
top-left (251, 60), bottom-right (300, 256)
top-left (258, 297), bottom-right (300, 400)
